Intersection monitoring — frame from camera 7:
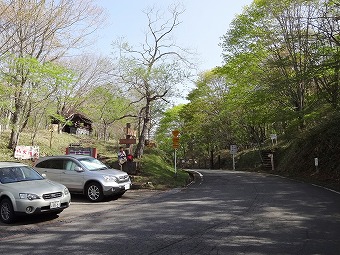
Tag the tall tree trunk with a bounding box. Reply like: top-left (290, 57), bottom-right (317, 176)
top-left (8, 110), bottom-right (20, 150)
top-left (134, 102), bottom-right (151, 158)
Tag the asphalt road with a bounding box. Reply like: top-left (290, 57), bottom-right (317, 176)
top-left (1, 169), bottom-right (340, 255)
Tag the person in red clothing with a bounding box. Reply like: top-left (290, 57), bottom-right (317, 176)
top-left (127, 154), bottom-right (133, 161)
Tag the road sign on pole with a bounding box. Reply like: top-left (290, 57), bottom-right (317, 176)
top-left (172, 137), bottom-right (179, 149)
top-left (230, 145), bottom-right (237, 154)
top-left (172, 130), bottom-right (180, 149)
top-left (230, 145), bottom-right (237, 170)
top-left (172, 129), bottom-right (180, 137)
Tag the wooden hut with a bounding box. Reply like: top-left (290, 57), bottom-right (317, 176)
top-left (62, 113), bottom-right (93, 135)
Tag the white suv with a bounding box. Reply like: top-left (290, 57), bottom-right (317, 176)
top-left (34, 155), bottom-right (131, 202)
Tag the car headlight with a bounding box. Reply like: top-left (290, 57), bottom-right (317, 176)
top-left (103, 175), bottom-right (118, 182)
top-left (64, 188), bottom-right (70, 195)
top-left (19, 193), bottom-right (40, 200)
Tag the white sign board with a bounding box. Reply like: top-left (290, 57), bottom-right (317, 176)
top-left (270, 134), bottom-right (277, 140)
top-left (230, 145), bottom-right (238, 154)
top-left (14, 146), bottom-right (39, 160)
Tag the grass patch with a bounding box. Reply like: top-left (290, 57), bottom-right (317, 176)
top-left (138, 149), bottom-right (190, 189)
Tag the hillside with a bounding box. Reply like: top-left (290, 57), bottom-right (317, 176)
top-left (234, 114), bottom-right (340, 192)
top-left (0, 130), bottom-right (115, 162)
top-left (275, 114), bottom-right (340, 192)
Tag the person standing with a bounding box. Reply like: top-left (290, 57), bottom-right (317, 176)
top-left (118, 147), bottom-right (127, 170)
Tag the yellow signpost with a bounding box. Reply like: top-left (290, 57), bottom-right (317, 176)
top-left (172, 136), bottom-right (179, 149)
top-left (172, 129), bottom-right (180, 149)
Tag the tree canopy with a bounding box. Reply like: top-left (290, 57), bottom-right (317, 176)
top-left (158, 0), bottom-right (340, 165)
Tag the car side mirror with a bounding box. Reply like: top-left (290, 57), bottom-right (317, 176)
top-left (74, 166), bottom-right (84, 172)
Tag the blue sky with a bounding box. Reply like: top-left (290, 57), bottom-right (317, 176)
top-left (91, 0), bottom-right (253, 71)
top-left (89, 1), bottom-right (253, 102)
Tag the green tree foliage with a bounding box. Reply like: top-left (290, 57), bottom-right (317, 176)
top-left (155, 104), bottom-right (184, 157)
top-left (219, 0), bottom-right (340, 139)
top-left (0, 56), bottom-right (74, 147)
top-left (0, 0), bottom-right (104, 150)
top-left (177, 72), bottom-right (233, 162)
top-left (82, 86), bottom-right (136, 141)
top-left (168, 0), bottom-right (339, 167)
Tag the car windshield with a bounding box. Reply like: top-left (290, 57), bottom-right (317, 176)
top-left (0, 166), bottom-right (44, 184)
top-left (78, 157), bottom-right (108, 171)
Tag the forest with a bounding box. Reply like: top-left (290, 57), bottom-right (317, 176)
top-left (0, 0), bottom-right (193, 159)
top-left (156, 0), bottom-right (339, 164)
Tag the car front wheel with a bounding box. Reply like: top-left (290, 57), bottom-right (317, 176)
top-left (85, 182), bottom-right (104, 202)
top-left (0, 198), bottom-right (16, 224)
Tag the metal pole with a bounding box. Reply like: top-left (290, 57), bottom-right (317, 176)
top-left (232, 154), bottom-right (235, 170)
top-left (314, 157), bottom-right (319, 174)
top-left (270, 154), bottom-right (274, 171)
top-left (174, 149), bottom-right (177, 177)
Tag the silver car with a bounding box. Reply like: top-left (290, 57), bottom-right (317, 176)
top-left (0, 162), bottom-right (71, 224)
top-left (34, 155), bottom-right (131, 202)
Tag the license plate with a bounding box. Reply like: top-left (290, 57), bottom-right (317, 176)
top-left (50, 200), bottom-right (61, 209)
top-left (124, 184), bottom-right (130, 190)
